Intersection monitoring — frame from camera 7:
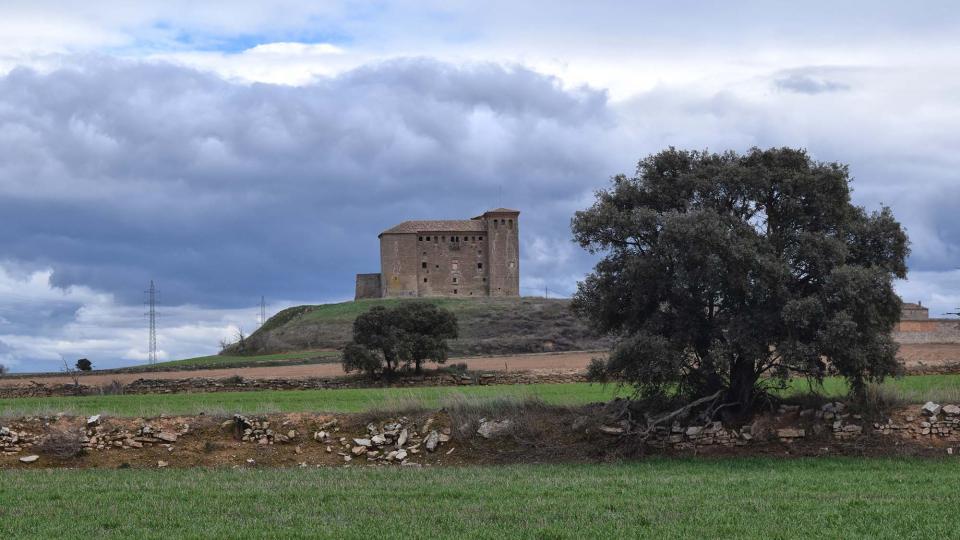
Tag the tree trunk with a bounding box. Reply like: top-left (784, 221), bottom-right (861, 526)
top-left (725, 358), bottom-right (758, 419)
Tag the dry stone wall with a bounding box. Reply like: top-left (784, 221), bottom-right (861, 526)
top-left (0, 370), bottom-right (588, 399)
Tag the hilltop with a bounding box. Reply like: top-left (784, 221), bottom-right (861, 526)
top-left (224, 297), bottom-right (611, 357)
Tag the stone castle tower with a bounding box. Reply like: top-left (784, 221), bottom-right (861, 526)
top-left (355, 208), bottom-right (520, 299)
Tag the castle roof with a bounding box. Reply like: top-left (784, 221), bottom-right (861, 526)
top-left (380, 219), bottom-right (487, 235)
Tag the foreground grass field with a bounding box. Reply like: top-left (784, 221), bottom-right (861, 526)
top-left (2, 373), bottom-right (958, 418)
top-left (1, 458), bottom-right (957, 538)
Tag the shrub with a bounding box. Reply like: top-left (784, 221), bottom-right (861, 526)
top-left (39, 430), bottom-right (85, 459)
top-left (585, 357), bottom-right (608, 383)
top-left (341, 342), bottom-right (383, 377)
top-left (98, 380), bottom-right (125, 395)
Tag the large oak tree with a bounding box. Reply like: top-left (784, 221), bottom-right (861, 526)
top-left (572, 147), bottom-right (908, 413)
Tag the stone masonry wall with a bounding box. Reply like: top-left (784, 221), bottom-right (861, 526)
top-left (354, 273), bottom-right (382, 300)
top-left (414, 231), bottom-right (488, 297)
top-left (485, 212), bottom-right (520, 297)
top-left (380, 233), bottom-right (420, 297)
top-left (894, 319), bottom-right (960, 344)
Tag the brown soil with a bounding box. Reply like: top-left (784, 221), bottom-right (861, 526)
top-left (0, 351), bottom-right (600, 388)
top-left (6, 344), bottom-right (959, 389)
top-left (897, 343), bottom-right (960, 367)
top-left (2, 404), bottom-right (955, 471)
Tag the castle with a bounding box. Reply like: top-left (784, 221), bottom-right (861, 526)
top-left (355, 208), bottom-right (520, 299)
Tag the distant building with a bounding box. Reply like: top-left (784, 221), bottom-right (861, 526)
top-left (355, 208), bottom-right (520, 299)
top-left (901, 301), bottom-right (930, 321)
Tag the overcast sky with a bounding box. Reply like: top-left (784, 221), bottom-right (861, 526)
top-left (1, 1), bottom-right (958, 371)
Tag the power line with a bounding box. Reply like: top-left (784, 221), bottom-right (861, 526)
top-left (145, 280), bottom-right (158, 364)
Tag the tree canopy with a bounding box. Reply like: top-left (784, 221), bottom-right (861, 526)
top-left (342, 302), bottom-right (458, 377)
top-left (572, 147), bottom-right (908, 413)
top-left (75, 358), bottom-right (92, 371)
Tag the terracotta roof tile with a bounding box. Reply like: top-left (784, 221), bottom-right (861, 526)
top-left (380, 219), bottom-right (487, 235)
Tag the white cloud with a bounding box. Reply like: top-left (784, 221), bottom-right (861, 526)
top-left (0, 263), bottom-right (311, 372)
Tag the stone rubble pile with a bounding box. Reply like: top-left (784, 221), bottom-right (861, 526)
top-left (598, 399), bottom-right (960, 449)
top-left (598, 419), bottom-right (752, 449)
top-left (1, 425), bottom-right (37, 455)
top-left (874, 401), bottom-right (959, 439)
top-left (316, 417), bottom-right (450, 466)
top-left (82, 415), bottom-right (188, 451)
top-left (232, 415), bottom-right (298, 445)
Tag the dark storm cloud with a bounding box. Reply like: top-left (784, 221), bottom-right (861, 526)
top-left (0, 57), bottom-right (612, 307)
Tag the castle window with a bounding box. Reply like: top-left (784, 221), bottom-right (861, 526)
top-left (508, 219), bottom-right (513, 228)
top-left (453, 277), bottom-right (458, 283)
top-left (483, 277), bottom-right (487, 282)
top-left (436, 264), bottom-right (439, 269)
top-left (452, 262), bottom-right (459, 271)
top-left (477, 262), bottom-right (483, 270)
top-left (426, 236), bottom-right (430, 241)
top-left (478, 250), bottom-right (482, 255)
top-left (424, 278), bottom-right (428, 283)
top-left (479, 236), bottom-right (483, 241)
top-left (494, 220), bottom-right (498, 229)
top-left (422, 262), bottom-right (427, 269)
top-left (419, 236), bottom-right (423, 241)
top-left (454, 289), bottom-right (458, 294)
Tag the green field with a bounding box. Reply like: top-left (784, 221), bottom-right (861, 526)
top-left (138, 349), bottom-right (338, 370)
top-left (2, 374), bottom-right (958, 418)
top-left (1, 458), bottom-right (957, 538)
top-left (233, 296), bottom-right (611, 358)
top-left (0, 382), bottom-right (623, 417)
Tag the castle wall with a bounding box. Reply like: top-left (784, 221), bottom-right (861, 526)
top-left (901, 305), bottom-right (930, 320)
top-left (485, 211), bottom-right (520, 297)
top-left (380, 233), bottom-right (420, 297)
top-left (374, 209), bottom-right (519, 299)
top-left (414, 231), bottom-right (489, 297)
top-left (894, 319), bottom-right (960, 344)
top-left (354, 273), bottom-right (382, 300)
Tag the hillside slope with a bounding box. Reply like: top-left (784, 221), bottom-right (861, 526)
top-left (226, 297), bottom-right (611, 357)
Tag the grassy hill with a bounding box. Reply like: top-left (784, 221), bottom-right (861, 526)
top-left (225, 297), bottom-right (611, 358)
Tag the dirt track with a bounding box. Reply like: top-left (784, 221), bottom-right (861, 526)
top-left (4, 345), bottom-right (957, 388)
top-left (0, 351), bottom-right (601, 387)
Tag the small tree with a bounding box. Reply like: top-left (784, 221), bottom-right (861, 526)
top-left (341, 342), bottom-right (384, 377)
top-left (234, 328), bottom-right (247, 353)
top-left (573, 147), bottom-right (908, 416)
top-left (351, 306), bottom-right (402, 374)
top-left (0, 364), bottom-right (7, 377)
top-left (61, 358), bottom-right (82, 394)
top-left (75, 358), bottom-right (92, 372)
top-left (394, 302), bottom-right (458, 373)
top-left (342, 302), bottom-right (459, 377)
